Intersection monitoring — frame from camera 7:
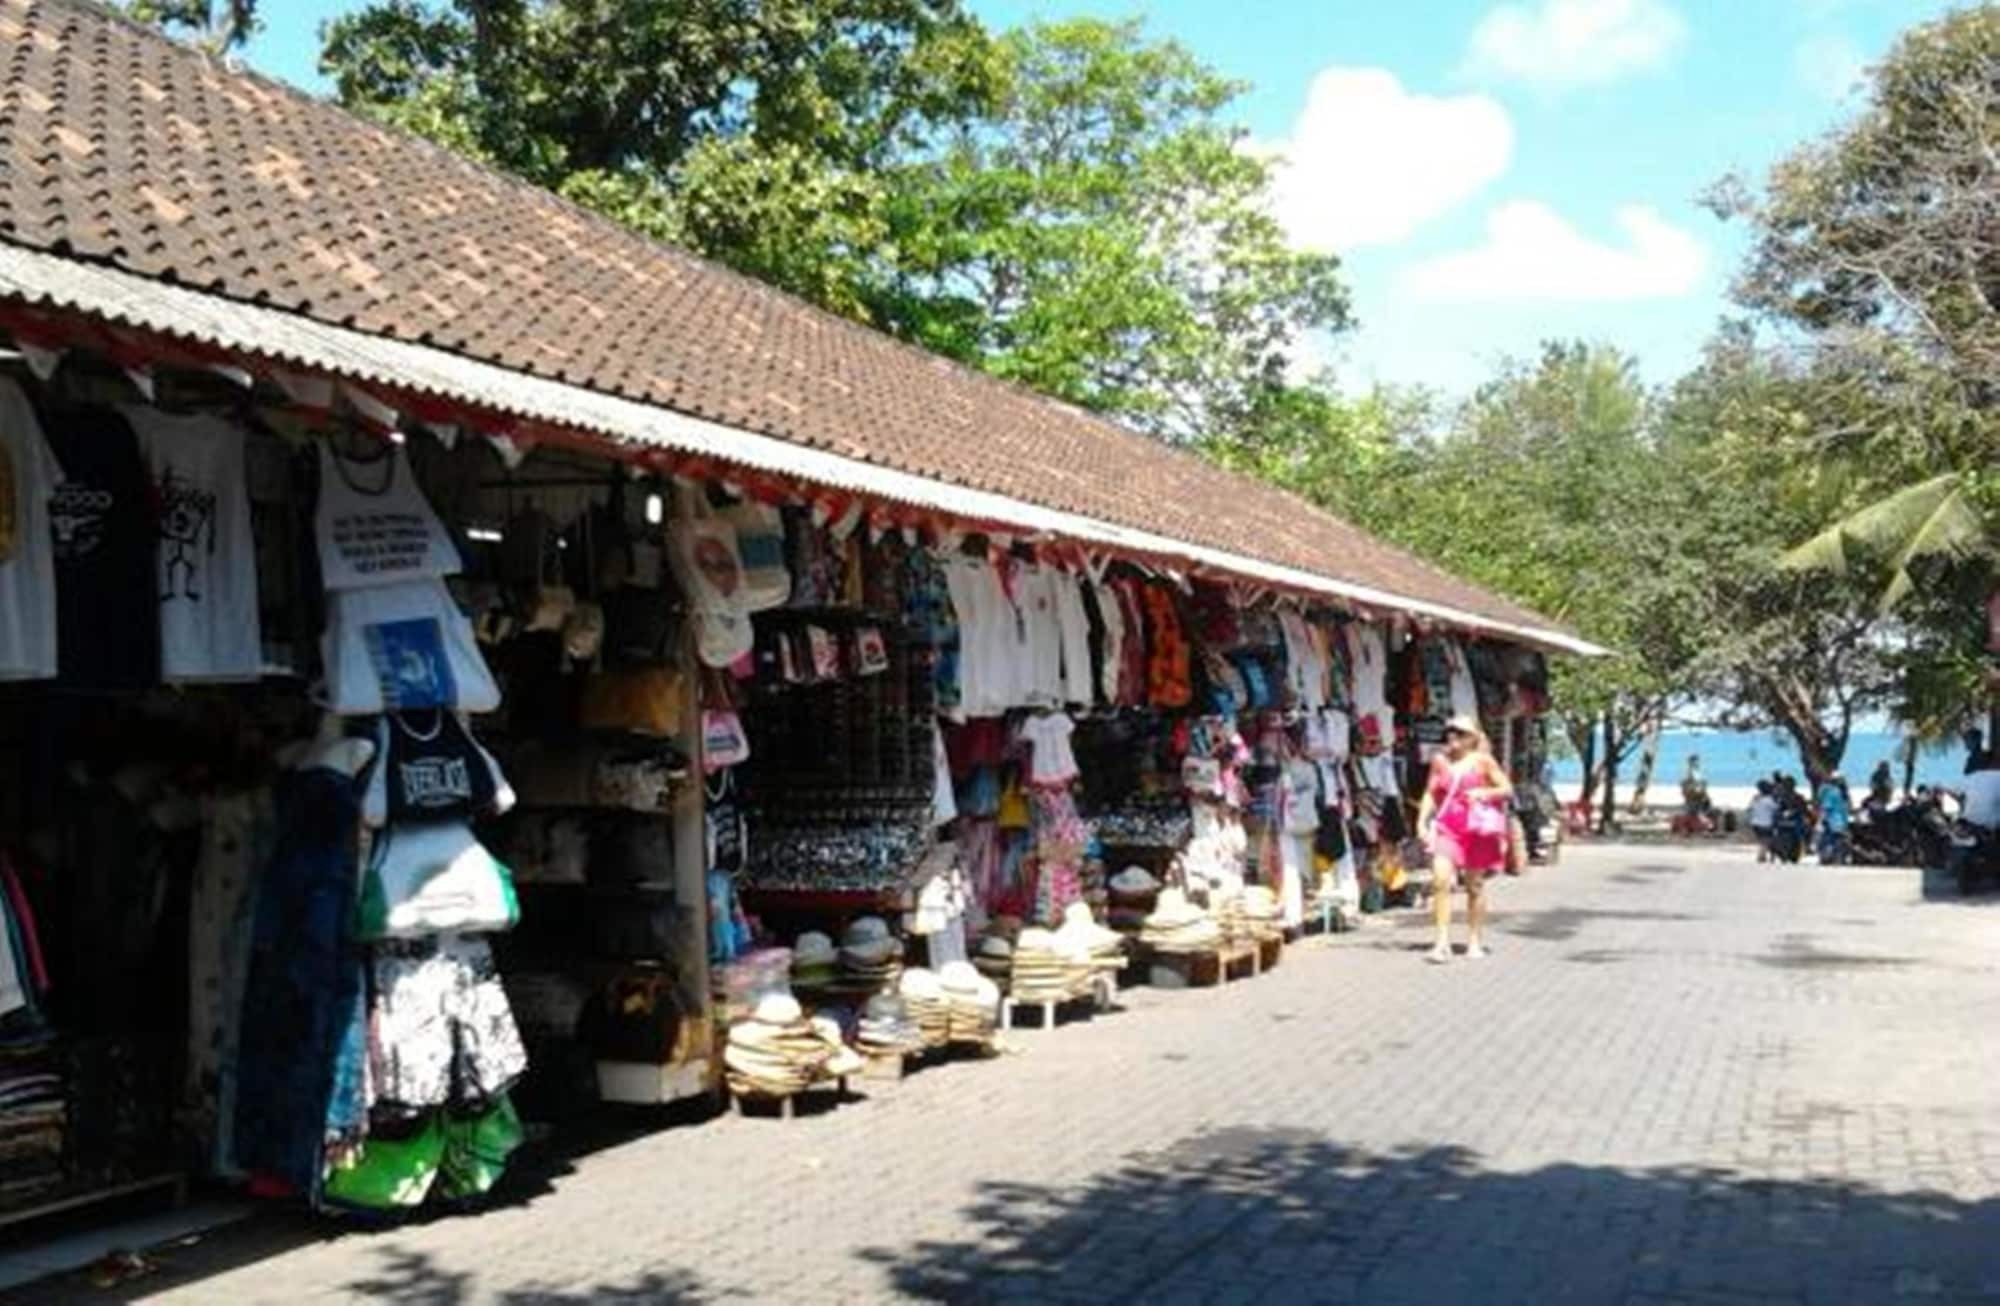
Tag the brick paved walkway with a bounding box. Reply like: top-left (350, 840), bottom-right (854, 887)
top-left (15, 841), bottom-right (2000, 1304)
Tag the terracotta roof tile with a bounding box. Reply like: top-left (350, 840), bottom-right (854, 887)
top-left (0, 0), bottom-right (1569, 636)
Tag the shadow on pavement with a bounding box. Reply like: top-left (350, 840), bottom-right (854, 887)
top-left (859, 1125), bottom-right (2000, 1305)
top-left (1501, 907), bottom-right (1705, 942)
top-left (1, 1099), bottom-right (728, 1304)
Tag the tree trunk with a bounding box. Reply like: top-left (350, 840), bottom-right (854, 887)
top-left (1902, 736), bottom-right (1918, 800)
top-left (1599, 713), bottom-right (1621, 835)
top-left (1574, 720), bottom-right (1600, 812)
top-left (1627, 722), bottom-right (1663, 814)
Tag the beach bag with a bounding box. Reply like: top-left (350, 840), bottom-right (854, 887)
top-left (701, 708), bottom-right (751, 772)
top-left (357, 822), bottom-right (520, 940)
top-left (436, 1097), bottom-right (524, 1203)
top-left (721, 501), bottom-right (790, 612)
top-left (322, 1116), bottom-right (445, 1211)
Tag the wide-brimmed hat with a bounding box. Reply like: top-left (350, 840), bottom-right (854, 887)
top-left (1444, 714), bottom-right (1482, 740)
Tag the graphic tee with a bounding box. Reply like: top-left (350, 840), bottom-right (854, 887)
top-left (323, 578), bottom-right (500, 715)
top-left (314, 442), bottom-right (461, 590)
top-left (0, 380), bottom-right (58, 680)
top-left (124, 408), bottom-right (264, 682)
top-left (362, 709), bottom-right (507, 828)
top-left (44, 405), bottom-right (158, 687)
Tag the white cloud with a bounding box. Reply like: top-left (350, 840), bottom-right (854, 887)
top-left (1463, 0), bottom-right (1688, 90)
top-left (1794, 32), bottom-right (1866, 102)
top-left (1260, 68), bottom-right (1513, 253)
top-left (1401, 200), bottom-right (1707, 303)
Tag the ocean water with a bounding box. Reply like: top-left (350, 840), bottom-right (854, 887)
top-left (1548, 729), bottom-right (1971, 790)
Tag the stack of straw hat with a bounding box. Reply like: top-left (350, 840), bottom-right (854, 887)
top-left (1055, 901), bottom-right (1128, 973)
top-left (938, 961), bottom-right (1001, 1044)
top-left (856, 992), bottom-right (924, 1058)
top-left (1007, 928), bottom-right (1076, 1004)
top-left (789, 932), bottom-right (838, 990)
top-left (724, 991), bottom-right (832, 1098)
top-left (839, 916), bottom-right (903, 986)
top-left (1107, 866), bottom-right (1160, 936)
top-left (1140, 888), bottom-right (1222, 954)
top-left (897, 968), bottom-right (951, 1048)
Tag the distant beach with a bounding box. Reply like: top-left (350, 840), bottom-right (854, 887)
top-left (1548, 728), bottom-right (1969, 813)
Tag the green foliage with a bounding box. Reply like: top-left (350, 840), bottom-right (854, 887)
top-left (117, 0), bottom-right (259, 51)
top-left (321, 5), bottom-right (1347, 439)
top-left (1782, 473), bottom-right (1987, 613)
top-left (874, 20), bottom-right (1349, 435)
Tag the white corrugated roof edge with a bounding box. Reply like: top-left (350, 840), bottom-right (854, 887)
top-left (0, 241), bottom-right (1605, 656)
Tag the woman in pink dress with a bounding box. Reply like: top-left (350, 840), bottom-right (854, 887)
top-left (1417, 715), bottom-right (1513, 963)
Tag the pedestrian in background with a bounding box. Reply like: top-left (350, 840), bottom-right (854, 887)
top-left (1747, 780), bottom-right (1778, 863)
top-left (1417, 716), bottom-right (1513, 964)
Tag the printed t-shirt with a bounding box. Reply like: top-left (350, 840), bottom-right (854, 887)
top-left (315, 442), bottom-right (462, 590)
top-left (323, 578), bottom-right (500, 715)
top-left (44, 405), bottom-right (158, 688)
top-left (125, 407), bottom-right (264, 682)
top-left (0, 380), bottom-right (57, 680)
top-left (363, 709), bottom-right (507, 828)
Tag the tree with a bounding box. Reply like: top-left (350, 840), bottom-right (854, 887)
top-left (117, 0), bottom-right (259, 51)
top-left (322, 0), bottom-right (1002, 320)
top-left (1782, 473), bottom-right (1987, 613)
top-left (1653, 335), bottom-right (1915, 783)
top-left (1214, 342), bottom-right (1703, 831)
top-left (874, 20), bottom-right (1349, 437)
top-left (321, 7), bottom-right (1348, 440)
top-left (1715, 8), bottom-right (2000, 387)
top-left (1712, 6), bottom-right (2000, 739)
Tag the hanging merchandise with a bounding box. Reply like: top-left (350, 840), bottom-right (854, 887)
top-left (720, 500), bottom-right (790, 612)
top-left (234, 736), bottom-right (373, 1199)
top-left (324, 578), bottom-right (503, 714)
top-left (367, 933), bottom-right (528, 1115)
top-left (124, 407), bottom-right (264, 682)
top-left (1018, 712), bottom-right (1080, 788)
top-left (0, 379), bottom-right (56, 681)
top-left (356, 820), bottom-right (520, 940)
top-left (577, 664), bottom-right (686, 737)
top-left (671, 501), bottom-right (755, 669)
top-left (314, 441), bottom-right (463, 589)
top-left (363, 710), bottom-right (512, 828)
top-left (43, 404), bottom-right (160, 688)
top-left (701, 708), bottom-right (752, 772)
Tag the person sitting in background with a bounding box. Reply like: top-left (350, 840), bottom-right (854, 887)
top-left (1869, 760), bottom-right (1895, 809)
top-left (1747, 780), bottom-right (1779, 863)
top-left (1964, 728), bottom-right (1990, 776)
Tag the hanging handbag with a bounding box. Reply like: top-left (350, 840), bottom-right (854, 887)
top-left (356, 822), bottom-right (520, 940)
top-left (721, 500), bottom-right (790, 612)
top-left (701, 708), bottom-right (751, 773)
top-left (578, 665), bottom-right (686, 737)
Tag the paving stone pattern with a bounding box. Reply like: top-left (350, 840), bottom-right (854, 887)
top-left (21, 842), bottom-right (2000, 1304)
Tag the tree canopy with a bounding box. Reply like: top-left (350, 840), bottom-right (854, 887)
top-left (317, 3), bottom-right (1348, 439)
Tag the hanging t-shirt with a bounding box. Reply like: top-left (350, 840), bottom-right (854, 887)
top-left (1050, 570), bottom-right (1094, 707)
top-left (44, 404), bottom-right (158, 688)
top-left (124, 408), bottom-right (264, 682)
top-left (1447, 638), bottom-right (1481, 720)
top-left (1017, 564), bottom-right (1064, 707)
top-left (323, 578), bottom-right (500, 715)
top-left (314, 441), bottom-right (461, 590)
top-left (362, 709), bottom-right (508, 828)
top-left (0, 380), bottom-right (58, 681)
top-left (1018, 712), bottom-right (1080, 788)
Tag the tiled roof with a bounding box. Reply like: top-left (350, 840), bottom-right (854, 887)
top-left (0, 0), bottom-right (1570, 639)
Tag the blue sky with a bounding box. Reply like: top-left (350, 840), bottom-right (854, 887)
top-left (241, 0), bottom-right (1956, 397)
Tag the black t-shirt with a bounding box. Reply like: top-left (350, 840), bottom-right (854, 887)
top-left (43, 405), bottom-right (159, 688)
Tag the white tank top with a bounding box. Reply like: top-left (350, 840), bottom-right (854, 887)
top-left (315, 441), bottom-right (461, 590)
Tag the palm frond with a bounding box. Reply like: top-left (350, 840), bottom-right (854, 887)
top-left (1781, 473), bottom-right (1988, 611)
